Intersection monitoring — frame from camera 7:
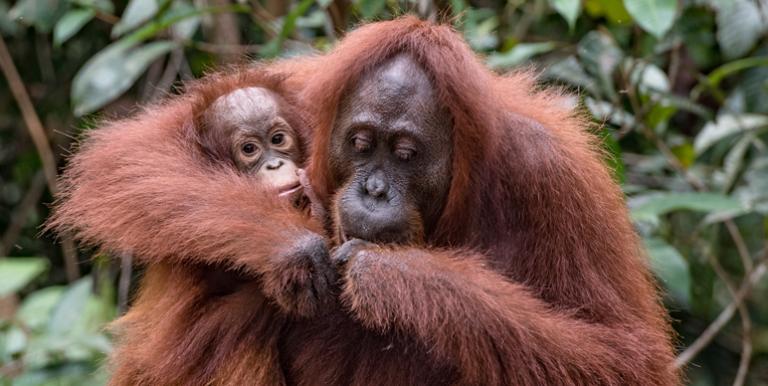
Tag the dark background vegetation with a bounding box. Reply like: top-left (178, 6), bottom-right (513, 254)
top-left (0, 0), bottom-right (767, 384)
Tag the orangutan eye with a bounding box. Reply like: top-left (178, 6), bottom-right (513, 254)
top-left (270, 131), bottom-right (294, 151)
top-left (352, 134), bottom-right (372, 153)
top-left (394, 139), bottom-right (417, 161)
top-left (241, 142), bottom-right (259, 156)
top-left (395, 147), bottom-right (415, 161)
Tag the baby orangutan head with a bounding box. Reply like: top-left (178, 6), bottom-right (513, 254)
top-left (198, 86), bottom-right (307, 195)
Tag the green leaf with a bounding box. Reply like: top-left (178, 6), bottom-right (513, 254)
top-left (11, 362), bottom-right (107, 386)
top-left (124, 2), bottom-right (245, 44)
top-left (48, 277), bottom-right (92, 335)
top-left (598, 127), bottom-right (625, 183)
top-left (5, 326), bottom-right (27, 355)
top-left (577, 31), bottom-right (623, 99)
top-left (693, 113), bottom-right (768, 155)
top-left (644, 237), bottom-right (690, 307)
top-left (111, 0), bottom-right (159, 37)
top-left (585, 97), bottom-right (636, 128)
top-left (670, 143), bottom-right (694, 168)
top-left (707, 56), bottom-right (768, 89)
top-left (645, 103), bottom-right (677, 133)
top-left (628, 60), bottom-right (670, 94)
top-left (75, 0), bottom-right (114, 14)
top-left (53, 9), bottom-right (95, 46)
top-left (17, 286), bottom-right (66, 330)
top-left (8, 0), bottom-right (67, 32)
top-left (630, 192), bottom-right (744, 223)
top-left (738, 157), bottom-right (768, 215)
top-left (72, 40), bottom-right (177, 116)
top-left (486, 42), bottom-right (556, 70)
top-left (259, 0), bottom-right (314, 58)
top-left (722, 133), bottom-right (754, 190)
top-left (0, 258), bottom-right (49, 296)
top-left (463, 10), bottom-right (499, 51)
top-left (449, 0), bottom-right (467, 20)
top-left (167, 0), bottom-right (200, 39)
top-left (716, 0), bottom-right (763, 60)
top-left (296, 10), bottom-right (326, 28)
top-left (0, 0), bottom-right (20, 35)
top-left (623, 0), bottom-right (677, 39)
top-left (544, 56), bottom-right (601, 96)
top-left (357, 0), bottom-right (386, 19)
top-left (549, 0), bottom-right (580, 29)
top-left (585, 0), bottom-right (632, 24)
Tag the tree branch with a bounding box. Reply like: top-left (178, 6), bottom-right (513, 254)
top-left (674, 250), bottom-right (767, 369)
top-left (0, 35), bottom-right (80, 280)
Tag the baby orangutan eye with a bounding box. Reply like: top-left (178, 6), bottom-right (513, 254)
top-left (241, 142), bottom-right (259, 156)
top-left (270, 131), bottom-right (294, 151)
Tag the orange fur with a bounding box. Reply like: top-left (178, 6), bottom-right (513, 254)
top-left (297, 16), bottom-right (679, 385)
top-left (48, 17), bottom-right (678, 386)
top-left (48, 68), bottom-right (324, 385)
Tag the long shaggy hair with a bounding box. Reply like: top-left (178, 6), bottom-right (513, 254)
top-left (48, 16), bottom-right (678, 386)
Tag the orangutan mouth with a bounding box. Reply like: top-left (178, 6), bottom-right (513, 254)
top-left (277, 183), bottom-right (302, 197)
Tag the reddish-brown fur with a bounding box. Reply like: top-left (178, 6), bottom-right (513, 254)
top-left (48, 16), bottom-right (679, 386)
top-left (295, 16), bottom-right (679, 385)
top-left (48, 68), bottom-right (325, 385)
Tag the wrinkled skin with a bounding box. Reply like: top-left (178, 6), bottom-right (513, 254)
top-left (329, 54), bottom-right (452, 245)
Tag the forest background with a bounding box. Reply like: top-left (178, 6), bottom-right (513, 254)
top-left (0, 0), bottom-right (767, 384)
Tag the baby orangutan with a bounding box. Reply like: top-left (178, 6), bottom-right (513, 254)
top-left (49, 69), bottom-right (334, 385)
top-left (192, 84), bottom-right (330, 302)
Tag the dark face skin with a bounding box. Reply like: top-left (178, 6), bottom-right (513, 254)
top-left (204, 87), bottom-right (302, 194)
top-left (329, 54), bottom-right (452, 244)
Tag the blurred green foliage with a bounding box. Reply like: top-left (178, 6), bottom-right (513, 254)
top-left (1, 0), bottom-right (767, 384)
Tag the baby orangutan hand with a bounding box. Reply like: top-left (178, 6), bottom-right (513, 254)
top-left (260, 233), bottom-right (336, 317)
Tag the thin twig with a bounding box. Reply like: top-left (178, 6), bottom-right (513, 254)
top-left (140, 54), bottom-right (166, 101)
top-left (322, 9), bottom-right (337, 43)
top-left (725, 217), bottom-right (753, 272)
top-left (0, 35), bottom-right (80, 281)
top-left (0, 38), bottom-right (58, 195)
top-left (674, 251), bottom-right (767, 369)
top-left (703, 246), bottom-right (752, 386)
top-left (667, 40), bottom-right (681, 91)
top-left (0, 172), bottom-right (46, 257)
top-left (149, 48), bottom-right (185, 101)
top-left (417, 0), bottom-right (437, 21)
top-left (94, 11), bottom-right (119, 25)
top-left (248, 0), bottom-right (279, 38)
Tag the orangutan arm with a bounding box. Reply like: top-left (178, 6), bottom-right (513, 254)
top-left (334, 240), bottom-right (677, 386)
top-left (48, 106), bottom-right (333, 316)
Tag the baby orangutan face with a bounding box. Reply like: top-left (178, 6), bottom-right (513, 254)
top-left (203, 87), bottom-right (304, 195)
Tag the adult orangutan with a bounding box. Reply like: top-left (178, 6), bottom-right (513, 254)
top-left (277, 16), bottom-right (679, 385)
top-left (48, 68), bottom-right (335, 385)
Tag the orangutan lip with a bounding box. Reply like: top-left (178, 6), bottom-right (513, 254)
top-left (278, 183), bottom-right (302, 197)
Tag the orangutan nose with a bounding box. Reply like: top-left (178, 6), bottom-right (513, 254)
top-left (266, 159), bottom-right (284, 170)
top-left (364, 171), bottom-right (388, 199)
